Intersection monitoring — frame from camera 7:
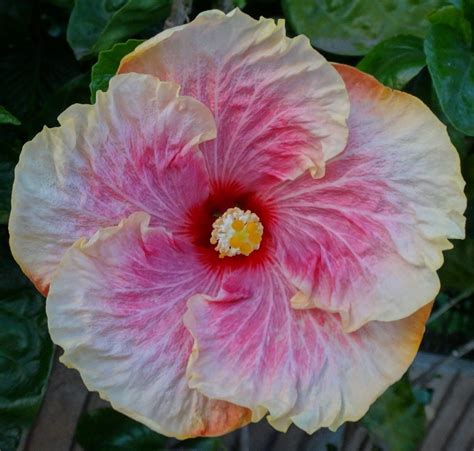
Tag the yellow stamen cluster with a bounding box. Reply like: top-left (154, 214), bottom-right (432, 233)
top-left (210, 207), bottom-right (263, 258)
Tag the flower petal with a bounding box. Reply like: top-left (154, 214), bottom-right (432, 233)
top-left (46, 212), bottom-right (251, 438)
top-left (184, 264), bottom-right (431, 434)
top-left (118, 9), bottom-right (349, 185)
top-left (261, 64), bottom-right (466, 331)
top-left (9, 73), bottom-right (216, 295)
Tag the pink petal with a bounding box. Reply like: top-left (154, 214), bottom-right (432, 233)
top-left (184, 264), bottom-right (432, 433)
top-left (260, 64), bottom-right (466, 331)
top-left (118, 9), bottom-right (349, 186)
top-left (46, 212), bottom-right (251, 438)
top-left (9, 74), bottom-right (216, 295)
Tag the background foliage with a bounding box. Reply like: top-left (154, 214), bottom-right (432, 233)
top-left (0, 0), bottom-right (473, 450)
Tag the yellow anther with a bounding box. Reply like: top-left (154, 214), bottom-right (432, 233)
top-left (210, 207), bottom-right (263, 258)
top-left (246, 222), bottom-right (258, 233)
top-left (232, 220), bottom-right (245, 231)
top-left (239, 242), bottom-right (253, 256)
top-left (229, 235), bottom-right (242, 248)
top-left (249, 232), bottom-right (261, 244)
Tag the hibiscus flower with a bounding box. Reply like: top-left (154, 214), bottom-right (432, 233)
top-left (9, 9), bottom-right (466, 439)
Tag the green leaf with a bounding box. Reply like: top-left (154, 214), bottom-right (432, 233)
top-left (0, 426), bottom-right (22, 451)
top-left (35, 72), bottom-right (91, 130)
top-left (0, 159), bottom-right (15, 224)
top-left (427, 86), bottom-right (471, 158)
top-left (362, 376), bottom-right (426, 451)
top-left (462, 0), bottom-right (474, 24)
top-left (357, 35), bottom-right (426, 89)
top-left (425, 23), bottom-right (474, 136)
top-left (67, 0), bottom-right (171, 60)
top-left (75, 408), bottom-right (167, 451)
top-left (90, 39), bottom-right (144, 102)
top-left (0, 235), bottom-right (54, 446)
top-left (281, 0), bottom-right (445, 56)
top-left (429, 5), bottom-right (472, 43)
top-left (463, 152), bottom-right (474, 197)
top-left (182, 437), bottom-right (226, 451)
top-left (0, 37), bottom-right (80, 123)
top-left (234, 0), bottom-right (247, 8)
top-left (0, 1), bottom-right (82, 126)
top-left (0, 126), bottom-right (23, 224)
top-left (0, 106), bottom-right (20, 126)
top-left (76, 408), bottom-right (226, 451)
top-left (0, 138), bottom-right (16, 224)
top-left (42, 0), bottom-right (75, 9)
top-left (439, 238), bottom-right (474, 291)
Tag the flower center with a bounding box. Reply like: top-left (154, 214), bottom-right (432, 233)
top-left (210, 207), bottom-right (263, 258)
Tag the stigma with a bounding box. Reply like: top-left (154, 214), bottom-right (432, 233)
top-left (210, 207), bottom-right (263, 258)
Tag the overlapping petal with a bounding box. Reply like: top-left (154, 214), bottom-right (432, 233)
top-left (184, 263), bottom-right (432, 433)
top-left (118, 9), bottom-right (350, 186)
top-left (46, 212), bottom-right (251, 438)
top-left (9, 74), bottom-right (216, 294)
top-left (260, 64), bottom-right (466, 331)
